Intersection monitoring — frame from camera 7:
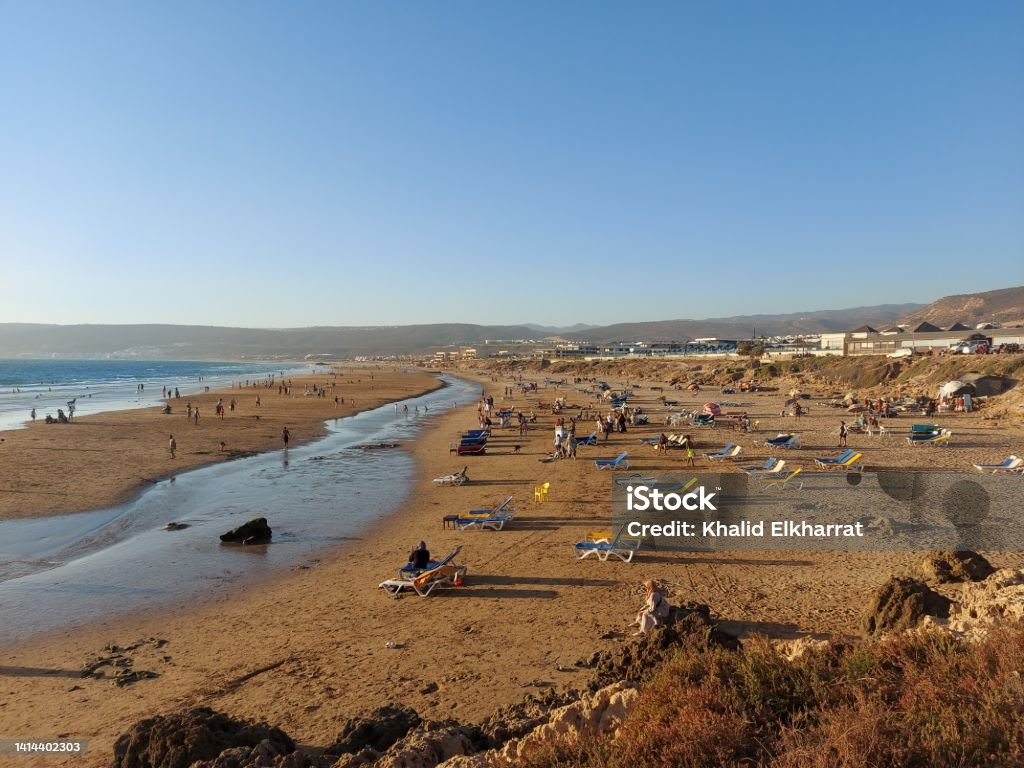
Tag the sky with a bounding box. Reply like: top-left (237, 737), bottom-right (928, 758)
top-left (1, 1), bottom-right (1022, 328)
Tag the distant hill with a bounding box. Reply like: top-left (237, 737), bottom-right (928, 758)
top-left (563, 304), bottom-right (923, 344)
top-left (521, 323), bottom-right (601, 335)
top-left (0, 323), bottom-right (544, 360)
top-left (7, 291), bottom-right (1024, 359)
top-left (898, 286), bottom-right (1024, 329)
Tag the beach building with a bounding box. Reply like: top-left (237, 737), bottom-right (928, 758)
top-left (822, 323), bottom-right (1024, 356)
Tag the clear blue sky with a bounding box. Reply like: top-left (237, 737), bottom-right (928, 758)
top-left (1, 1), bottom-right (1022, 328)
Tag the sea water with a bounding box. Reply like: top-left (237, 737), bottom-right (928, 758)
top-left (0, 374), bottom-right (480, 645)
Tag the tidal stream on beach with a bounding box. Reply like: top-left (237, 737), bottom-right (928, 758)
top-left (0, 374), bottom-right (479, 645)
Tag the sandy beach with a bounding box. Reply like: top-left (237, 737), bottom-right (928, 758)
top-left (0, 366), bottom-right (443, 521)
top-left (2, 361), bottom-right (1023, 766)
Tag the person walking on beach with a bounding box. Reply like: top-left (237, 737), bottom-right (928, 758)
top-left (282, 426), bottom-right (290, 449)
top-left (839, 420), bottom-right (848, 447)
top-left (30, 407), bottom-right (35, 422)
top-left (168, 434), bottom-right (176, 458)
top-left (193, 408), bottom-right (200, 425)
top-left (684, 435), bottom-right (696, 466)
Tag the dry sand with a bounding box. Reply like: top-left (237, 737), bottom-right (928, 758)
top-left (1, 366), bottom-right (1023, 766)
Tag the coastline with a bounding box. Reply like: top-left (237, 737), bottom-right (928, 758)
top-left (0, 364), bottom-right (445, 521)
top-left (2, 367), bottom-right (1023, 767)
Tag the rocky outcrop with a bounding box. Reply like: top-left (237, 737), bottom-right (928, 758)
top-left (919, 550), bottom-right (995, 584)
top-left (921, 568), bottom-right (1024, 641)
top-left (370, 721), bottom-right (480, 768)
top-left (110, 708), bottom-right (294, 768)
top-left (327, 705), bottom-right (421, 756)
top-left (587, 602), bottom-right (738, 691)
top-left (437, 683), bottom-right (639, 768)
top-left (189, 740), bottom-right (317, 768)
top-left (861, 576), bottom-right (952, 637)
top-left (220, 518), bottom-right (272, 545)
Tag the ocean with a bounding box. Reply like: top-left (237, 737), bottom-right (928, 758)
top-left (0, 359), bottom-right (315, 431)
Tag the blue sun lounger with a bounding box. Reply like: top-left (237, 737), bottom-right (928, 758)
top-left (453, 513), bottom-right (512, 531)
top-left (467, 496), bottom-right (514, 517)
top-left (739, 457), bottom-right (777, 474)
top-left (814, 449), bottom-right (855, 468)
top-left (399, 544), bottom-right (464, 579)
top-left (576, 431), bottom-right (598, 446)
top-left (595, 451), bottom-right (629, 470)
top-left (573, 527), bottom-right (642, 562)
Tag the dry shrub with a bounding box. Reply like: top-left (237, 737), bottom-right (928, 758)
top-left (520, 629), bottom-right (1024, 768)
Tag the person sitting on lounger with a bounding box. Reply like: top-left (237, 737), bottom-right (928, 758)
top-left (408, 541), bottom-right (431, 570)
top-left (633, 579), bottom-right (670, 635)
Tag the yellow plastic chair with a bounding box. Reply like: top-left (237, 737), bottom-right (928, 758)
top-left (534, 482), bottom-right (550, 502)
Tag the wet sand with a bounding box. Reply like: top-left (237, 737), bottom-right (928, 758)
top-left (0, 366), bottom-right (444, 521)
top-left (1, 368), bottom-right (1022, 766)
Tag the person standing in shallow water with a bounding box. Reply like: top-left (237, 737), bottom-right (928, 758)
top-left (282, 426), bottom-right (290, 449)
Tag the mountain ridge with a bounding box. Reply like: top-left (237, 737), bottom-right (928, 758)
top-left (2, 286), bottom-right (1022, 359)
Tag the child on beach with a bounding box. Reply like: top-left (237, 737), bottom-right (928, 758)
top-left (168, 434), bottom-right (176, 458)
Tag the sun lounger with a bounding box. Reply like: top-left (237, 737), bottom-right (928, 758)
top-left (765, 434), bottom-right (799, 450)
top-left (460, 434), bottom-right (488, 445)
top-left (467, 496), bottom-right (514, 517)
top-left (822, 452), bottom-right (863, 472)
top-left (573, 528), bottom-right (642, 563)
top-left (456, 443), bottom-right (486, 456)
top-left (399, 544), bottom-right (464, 579)
top-left (911, 424), bottom-right (941, 434)
top-left (706, 445), bottom-right (742, 462)
top-left (380, 564), bottom-right (467, 598)
top-left (973, 456), bottom-right (1022, 473)
top-left (452, 513), bottom-right (512, 531)
top-left (739, 457), bottom-right (777, 474)
top-left (907, 430), bottom-right (951, 447)
top-left (433, 466), bottom-right (469, 486)
top-left (702, 444), bottom-right (734, 460)
top-left (595, 451), bottom-right (629, 470)
top-left (814, 449), bottom-right (854, 468)
top-left (761, 468), bottom-right (803, 491)
top-left (576, 431), bottom-right (598, 446)
top-left (746, 459), bottom-right (786, 479)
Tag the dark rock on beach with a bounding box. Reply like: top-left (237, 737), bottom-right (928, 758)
top-left (919, 550), bottom-right (996, 584)
top-left (327, 704), bottom-right (421, 756)
top-left (220, 518), bottom-right (272, 545)
top-left (861, 576), bottom-right (952, 637)
top-left (110, 707), bottom-right (295, 768)
top-left (163, 522), bottom-right (190, 531)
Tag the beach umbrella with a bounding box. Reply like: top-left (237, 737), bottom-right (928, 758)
top-left (702, 402), bottom-right (721, 416)
top-left (788, 388), bottom-right (802, 397)
top-left (847, 403), bottom-right (867, 412)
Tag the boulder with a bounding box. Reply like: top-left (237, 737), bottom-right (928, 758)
top-left (110, 707), bottom-right (294, 768)
top-left (327, 705), bottom-right (421, 756)
top-left (220, 518), bottom-right (272, 545)
top-left (861, 577), bottom-right (952, 637)
top-left (919, 550), bottom-right (995, 584)
top-left (189, 740), bottom-right (317, 768)
top-left (373, 721), bottom-right (481, 768)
